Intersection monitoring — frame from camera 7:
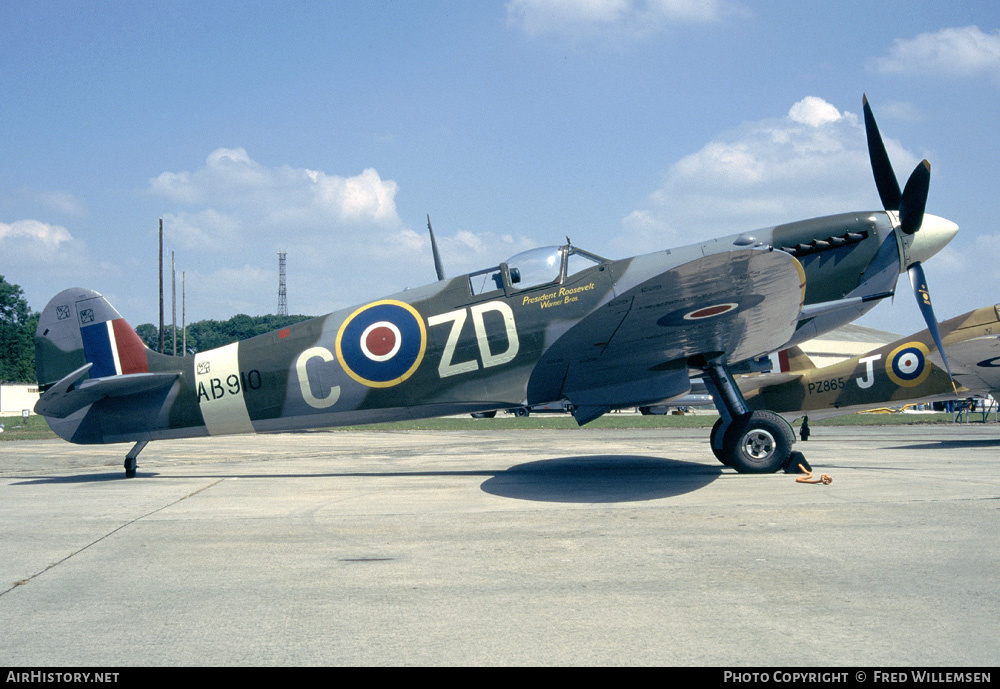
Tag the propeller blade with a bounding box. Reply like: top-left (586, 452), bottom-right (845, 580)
top-left (863, 94), bottom-right (901, 211)
top-left (898, 160), bottom-right (931, 235)
top-left (908, 261), bottom-right (955, 390)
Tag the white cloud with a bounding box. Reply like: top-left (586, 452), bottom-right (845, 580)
top-left (874, 26), bottom-right (1000, 82)
top-left (788, 96), bottom-right (842, 128)
top-left (149, 147), bottom-right (401, 228)
top-left (0, 219), bottom-right (73, 249)
top-left (148, 149), bottom-right (405, 251)
top-left (0, 219), bottom-right (108, 300)
top-left (0, 219), bottom-right (89, 268)
top-left (615, 96), bottom-right (918, 255)
top-left (506, 0), bottom-right (744, 38)
top-left (146, 149), bottom-right (538, 319)
top-left (307, 167), bottom-right (399, 223)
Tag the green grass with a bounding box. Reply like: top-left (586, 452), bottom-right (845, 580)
top-left (0, 414), bottom-right (60, 441)
top-left (329, 410), bottom-right (974, 432)
top-left (2, 410), bottom-right (986, 442)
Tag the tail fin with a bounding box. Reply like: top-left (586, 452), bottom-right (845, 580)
top-left (35, 288), bottom-right (153, 391)
top-left (769, 345), bottom-right (817, 374)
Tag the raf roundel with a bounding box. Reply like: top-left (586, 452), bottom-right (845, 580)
top-left (682, 303), bottom-right (739, 320)
top-left (336, 300), bottom-right (427, 387)
top-left (885, 341), bottom-right (931, 387)
top-left (656, 295), bottom-right (764, 328)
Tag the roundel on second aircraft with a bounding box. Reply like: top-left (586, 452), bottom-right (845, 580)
top-left (336, 300), bottom-right (426, 387)
top-left (885, 341), bottom-right (931, 387)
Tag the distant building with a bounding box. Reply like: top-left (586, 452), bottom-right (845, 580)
top-left (799, 323), bottom-right (899, 367)
top-left (0, 384), bottom-right (40, 416)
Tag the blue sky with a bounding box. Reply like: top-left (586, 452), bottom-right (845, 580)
top-left (2, 0), bottom-right (999, 338)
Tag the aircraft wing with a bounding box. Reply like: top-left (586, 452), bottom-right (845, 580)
top-left (931, 334), bottom-right (1000, 395)
top-left (603, 247), bottom-right (806, 365)
top-left (904, 305), bottom-right (1000, 397)
top-left (530, 248), bottom-right (805, 420)
top-left (35, 363), bottom-right (180, 419)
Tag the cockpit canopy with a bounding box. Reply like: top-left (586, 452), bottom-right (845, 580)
top-left (506, 246), bottom-right (563, 288)
top-left (468, 244), bottom-right (606, 296)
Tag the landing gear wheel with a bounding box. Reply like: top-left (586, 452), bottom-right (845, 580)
top-left (513, 407), bottom-right (530, 417)
top-left (710, 418), bottom-right (730, 465)
top-left (124, 457), bottom-right (137, 479)
top-left (471, 410), bottom-right (497, 419)
top-left (723, 411), bottom-right (793, 474)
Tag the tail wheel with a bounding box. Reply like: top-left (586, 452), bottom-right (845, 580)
top-left (723, 411), bottom-right (793, 474)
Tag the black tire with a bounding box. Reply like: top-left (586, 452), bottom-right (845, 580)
top-left (710, 417), bottom-right (730, 465)
top-left (638, 406), bottom-right (652, 416)
top-left (124, 457), bottom-right (137, 479)
top-left (470, 411), bottom-right (497, 419)
top-left (723, 411), bottom-right (793, 474)
top-left (513, 407), bottom-right (530, 417)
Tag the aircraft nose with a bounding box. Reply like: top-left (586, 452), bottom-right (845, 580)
top-left (907, 214), bottom-right (959, 266)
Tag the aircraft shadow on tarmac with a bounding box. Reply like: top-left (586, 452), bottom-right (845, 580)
top-left (480, 455), bottom-right (721, 503)
top-left (11, 472), bottom-right (143, 485)
top-left (12, 455), bottom-right (721, 503)
top-left (886, 437), bottom-right (1000, 450)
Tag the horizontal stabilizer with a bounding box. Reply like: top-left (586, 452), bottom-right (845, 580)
top-left (35, 365), bottom-right (179, 419)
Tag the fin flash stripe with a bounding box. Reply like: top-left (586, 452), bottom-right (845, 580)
top-left (80, 319), bottom-right (149, 377)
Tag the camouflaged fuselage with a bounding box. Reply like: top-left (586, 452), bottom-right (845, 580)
top-left (747, 305), bottom-right (1000, 418)
top-left (36, 210), bottom-right (913, 445)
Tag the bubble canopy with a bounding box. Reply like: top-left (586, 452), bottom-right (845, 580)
top-left (506, 246), bottom-right (563, 288)
top-left (468, 244), bottom-right (606, 295)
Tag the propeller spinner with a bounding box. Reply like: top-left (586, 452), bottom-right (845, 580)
top-left (863, 94), bottom-right (958, 389)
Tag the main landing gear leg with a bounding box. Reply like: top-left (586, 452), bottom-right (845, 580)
top-left (702, 363), bottom-right (796, 474)
top-left (124, 441), bottom-right (148, 478)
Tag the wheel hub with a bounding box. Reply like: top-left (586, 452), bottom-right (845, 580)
top-left (742, 429), bottom-right (776, 460)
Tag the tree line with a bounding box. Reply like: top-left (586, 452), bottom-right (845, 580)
top-left (134, 313), bottom-right (312, 355)
top-left (0, 275), bottom-right (311, 383)
top-left (0, 276), bottom-right (38, 383)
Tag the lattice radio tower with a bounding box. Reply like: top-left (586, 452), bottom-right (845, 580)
top-left (277, 251), bottom-right (288, 316)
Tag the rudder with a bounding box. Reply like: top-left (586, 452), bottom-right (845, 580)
top-left (35, 288), bottom-right (151, 390)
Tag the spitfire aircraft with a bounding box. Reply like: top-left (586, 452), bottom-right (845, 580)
top-left (33, 97), bottom-right (959, 477)
top-left (744, 305), bottom-right (1000, 420)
